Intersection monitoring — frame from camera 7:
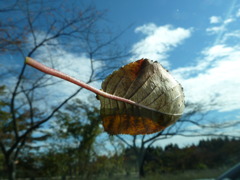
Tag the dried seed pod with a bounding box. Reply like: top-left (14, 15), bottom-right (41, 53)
top-left (98, 58), bottom-right (185, 135)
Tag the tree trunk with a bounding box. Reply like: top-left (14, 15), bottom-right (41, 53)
top-left (139, 160), bottom-right (145, 178)
top-left (7, 161), bottom-right (16, 180)
top-left (138, 152), bottom-right (145, 178)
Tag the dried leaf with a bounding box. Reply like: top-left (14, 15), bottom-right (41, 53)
top-left (98, 58), bottom-right (185, 135)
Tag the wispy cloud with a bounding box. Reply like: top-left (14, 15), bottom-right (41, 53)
top-left (170, 9), bottom-right (240, 112)
top-left (131, 23), bottom-right (192, 68)
top-left (236, 8), bottom-right (240, 17)
top-left (174, 10), bottom-right (240, 112)
top-left (221, 30), bottom-right (240, 43)
top-left (206, 14), bottom-right (234, 35)
top-left (174, 44), bottom-right (240, 112)
top-left (206, 26), bottom-right (225, 34)
top-left (223, 18), bottom-right (234, 24)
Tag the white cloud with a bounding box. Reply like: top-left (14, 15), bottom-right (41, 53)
top-left (135, 23), bottom-right (158, 35)
top-left (221, 30), bottom-right (240, 43)
top-left (202, 44), bottom-right (235, 60)
top-left (207, 17), bottom-right (234, 33)
top-left (209, 16), bottom-right (221, 24)
top-left (223, 18), bottom-right (234, 24)
top-left (236, 9), bottom-right (240, 17)
top-left (42, 52), bottom-right (101, 104)
top-left (206, 26), bottom-right (225, 34)
top-left (173, 44), bottom-right (240, 112)
top-left (206, 15), bottom-right (234, 35)
top-left (170, 44), bottom-right (234, 76)
top-left (131, 23), bottom-right (192, 67)
top-left (153, 118), bottom-right (240, 148)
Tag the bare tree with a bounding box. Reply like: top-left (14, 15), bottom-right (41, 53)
top-left (0, 1), bottom-right (128, 179)
top-left (116, 102), bottom-right (240, 178)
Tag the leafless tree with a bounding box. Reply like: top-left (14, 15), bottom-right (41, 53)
top-left (116, 101), bottom-right (240, 177)
top-left (0, 1), bottom-right (128, 179)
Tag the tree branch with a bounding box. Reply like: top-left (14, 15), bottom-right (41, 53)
top-left (116, 135), bottom-right (132, 147)
top-left (10, 63), bottom-right (26, 139)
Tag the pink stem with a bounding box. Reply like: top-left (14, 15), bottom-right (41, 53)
top-left (25, 57), bottom-right (141, 107)
top-left (25, 57), bottom-right (183, 115)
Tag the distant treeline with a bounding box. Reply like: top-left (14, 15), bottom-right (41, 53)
top-left (1, 137), bottom-right (240, 178)
top-left (123, 137), bottom-right (240, 174)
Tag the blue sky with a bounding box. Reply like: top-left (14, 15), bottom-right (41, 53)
top-left (91, 0), bottom-right (239, 68)
top-left (54, 0), bottom-right (240, 147)
top-left (88, 0), bottom-right (240, 146)
top-left (88, 0), bottom-right (240, 115)
top-left (1, 0), bottom-right (240, 148)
